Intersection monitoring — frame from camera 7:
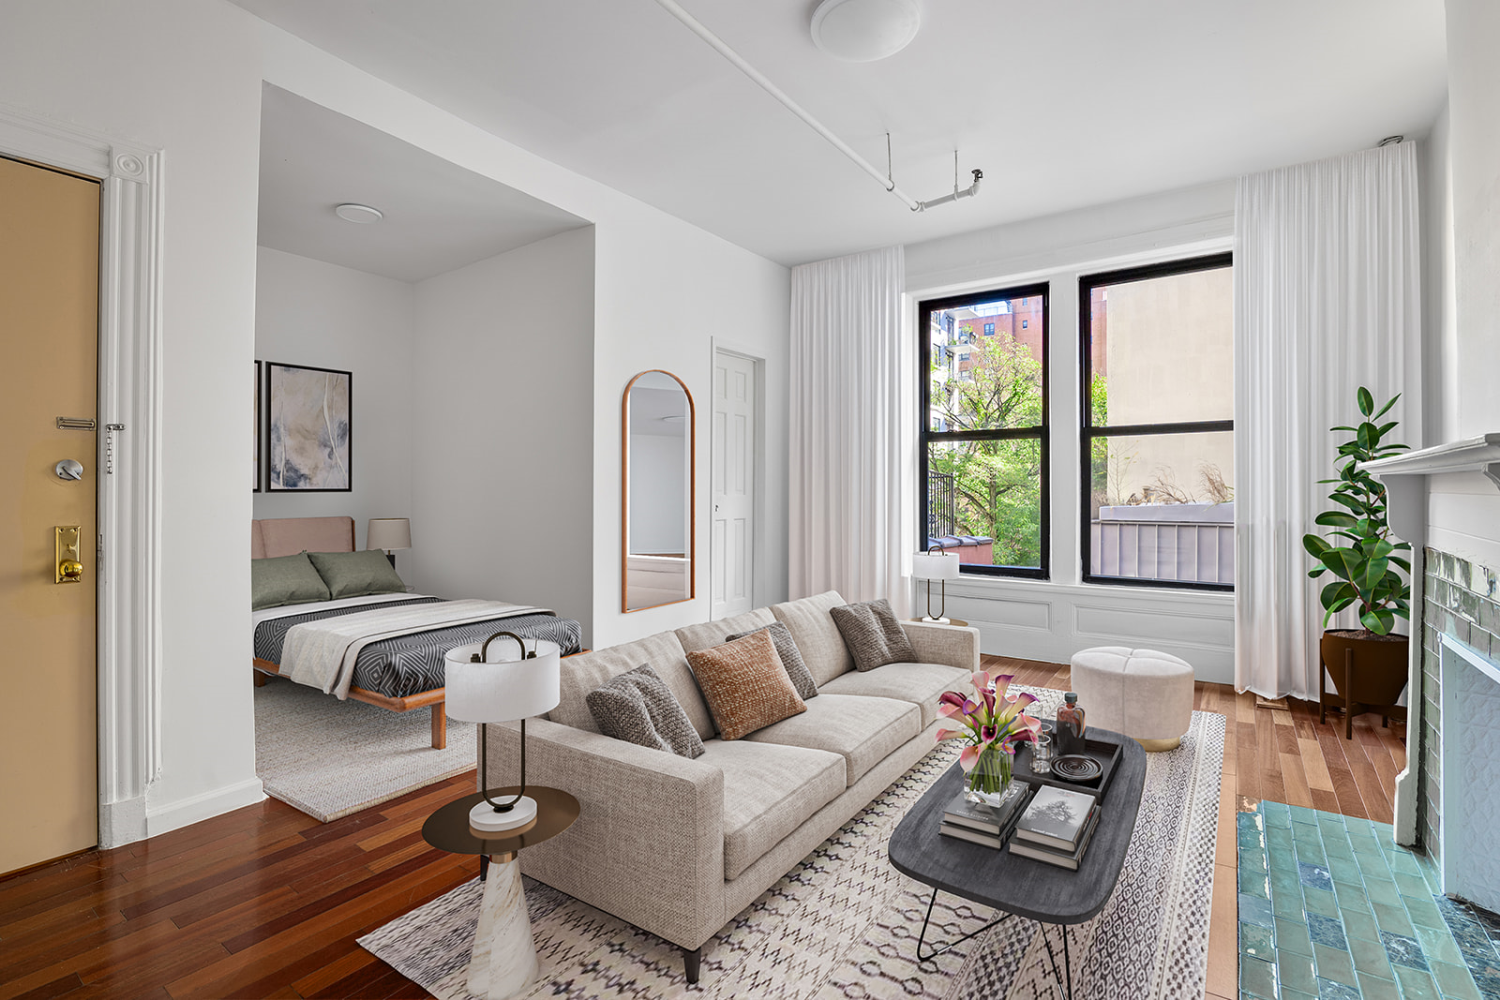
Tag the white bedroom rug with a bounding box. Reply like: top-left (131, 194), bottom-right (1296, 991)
top-left (254, 677), bottom-right (475, 822)
top-left (359, 695), bottom-right (1226, 1000)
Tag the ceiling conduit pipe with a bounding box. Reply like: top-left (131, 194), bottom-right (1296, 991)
top-left (649, 0), bottom-right (981, 213)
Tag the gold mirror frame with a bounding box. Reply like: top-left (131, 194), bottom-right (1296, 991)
top-left (621, 370), bottom-right (695, 613)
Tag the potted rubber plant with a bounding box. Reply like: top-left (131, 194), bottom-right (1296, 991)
top-left (1302, 387), bottom-right (1411, 727)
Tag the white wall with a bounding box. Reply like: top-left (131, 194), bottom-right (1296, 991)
top-left (0, 0), bottom-right (267, 832)
top-left (252, 247), bottom-right (416, 563)
top-left (408, 227), bottom-right (596, 642)
top-left (905, 181), bottom-right (1237, 681)
top-left (1422, 1), bottom-right (1500, 572)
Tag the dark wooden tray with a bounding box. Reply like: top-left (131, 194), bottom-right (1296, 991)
top-left (1011, 723), bottom-right (1123, 802)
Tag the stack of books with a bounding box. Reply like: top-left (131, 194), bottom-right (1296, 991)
top-left (938, 788), bottom-right (1029, 849)
top-left (1007, 785), bottom-right (1100, 870)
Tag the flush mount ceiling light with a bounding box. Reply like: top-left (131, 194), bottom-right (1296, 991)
top-left (810, 0), bottom-right (921, 63)
top-left (334, 203), bottom-right (383, 224)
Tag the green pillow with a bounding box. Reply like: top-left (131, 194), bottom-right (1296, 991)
top-left (252, 553), bottom-right (332, 610)
top-left (306, 549), bottom-right (407, 599)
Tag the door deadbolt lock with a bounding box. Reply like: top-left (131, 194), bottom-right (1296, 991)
top-left (55, 459), bottom-right (84, 481)
top-left (55, 526), bottom-right (83, 584)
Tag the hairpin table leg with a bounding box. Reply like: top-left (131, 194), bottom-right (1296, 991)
top-left (913, 889), bottom-right (1012, 963)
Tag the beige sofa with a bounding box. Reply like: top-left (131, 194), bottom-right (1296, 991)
top-left (486, 591), bottom-right (980, 981)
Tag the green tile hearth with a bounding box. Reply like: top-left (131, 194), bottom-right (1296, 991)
top-left (1237, 802), bottom-right (1497, 1000)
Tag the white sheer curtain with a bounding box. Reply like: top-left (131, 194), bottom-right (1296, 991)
top-left (789, 246), bottom-right (912, 615)
top-left (1235, 142), bottom-right (1422, 700)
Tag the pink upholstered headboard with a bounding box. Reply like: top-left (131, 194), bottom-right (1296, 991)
top-left (252, 516), bottom-right (356, 559)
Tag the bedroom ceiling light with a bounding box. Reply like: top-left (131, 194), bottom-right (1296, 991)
top-left (649, 0), bottom-right (978, 213)
top-left (334, 202), bottom-right (383, 224)
top-left (810, 0), bottom-right (921, 63)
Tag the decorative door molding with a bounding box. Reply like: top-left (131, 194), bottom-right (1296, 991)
top-left (0, 103), bottom-right (164, 848)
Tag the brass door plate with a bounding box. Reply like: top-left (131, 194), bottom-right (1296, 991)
top-left (55, 526), bottom-right (83, 584)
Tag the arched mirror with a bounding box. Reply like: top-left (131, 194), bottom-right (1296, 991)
top-left (622, 370), bottom-right (695, 612)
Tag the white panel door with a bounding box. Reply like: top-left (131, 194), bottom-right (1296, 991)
top-left (711, 351), bottom-right (756, 619)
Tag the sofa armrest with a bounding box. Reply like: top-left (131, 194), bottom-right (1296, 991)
top-left (486, 718), bottom-right (726, 950)
top-left (902, 621), bottom-right (981, 673)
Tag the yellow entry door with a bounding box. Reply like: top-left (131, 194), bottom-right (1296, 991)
top-left (0, 155), bottom-right (101, 876)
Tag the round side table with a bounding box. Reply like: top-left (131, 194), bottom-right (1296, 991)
top-left (422, 785), bottom-right (579, 1000)
top-left (909, 616), bottom-right (970, 627)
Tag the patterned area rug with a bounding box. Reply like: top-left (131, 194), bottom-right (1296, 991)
top-left (254, 677), bottom-right (474, 822)
top-left (360, 694), bottom-right (1225, 999)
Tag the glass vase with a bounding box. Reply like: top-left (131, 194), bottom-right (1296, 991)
top-left (964, 743), bottom-right (1019, 810)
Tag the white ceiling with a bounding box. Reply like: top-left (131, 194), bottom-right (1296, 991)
top-left (257, 84), bottom-right (588, 282)
top-left (239, 1), bottom-right (1448, 267)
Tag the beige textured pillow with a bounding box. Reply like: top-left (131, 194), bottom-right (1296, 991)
top-left (686, 630), bottom-right (807, 740)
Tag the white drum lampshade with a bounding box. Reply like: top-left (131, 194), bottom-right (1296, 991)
top-left (445, 637), bottom-right (561, 832)
top-left (366, 517), bottom-right (412, 552)
top-left (911, 549), bottom-right (960, 623)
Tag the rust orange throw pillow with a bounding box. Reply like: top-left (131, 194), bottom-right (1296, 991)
top-left (686, 630), bottom-right (807, 740)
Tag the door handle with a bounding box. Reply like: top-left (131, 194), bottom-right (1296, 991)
top-left (55, 526), bottom-right (83, 584)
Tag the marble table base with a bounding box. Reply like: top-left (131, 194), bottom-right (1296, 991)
top-left (467, 855), bottom-right (539, 999)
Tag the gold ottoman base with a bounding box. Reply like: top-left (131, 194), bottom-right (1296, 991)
top-left (1135, 736), bottom-right (1182, 753)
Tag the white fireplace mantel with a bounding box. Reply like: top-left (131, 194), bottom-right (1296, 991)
top-left (1361, 433), bottom-right (1500, 847)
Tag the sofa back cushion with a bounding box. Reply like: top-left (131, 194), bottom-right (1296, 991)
top-left (770, 590), bottom-right (852, 686)
top-left (673, 608), bottom-right (775, 654)
top-left (551, 630), bottom-right (714, 739)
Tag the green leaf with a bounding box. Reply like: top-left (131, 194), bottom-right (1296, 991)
top-left (1316, 511), bottom-right (1358, 528)
top-left (1303, 534), bottom-right (1331, 558)
top-left (1362, 538), bottom-right (1395, 560)
top-left (1321, 580), bottom-right (1356, 610)
top-left (1322, 547), bottom-right (1360, 581)
top-left (1308, 565), bottom-right (1328, 579)
top-left (1357, 386), bottom-right (1374, 416)
top-left (1361, 607), bottom-right (1396, 635)
top-left (1373, 392), bottom-right (1400, 420)
top-left (1390, 556), bottom-right (1412, 573)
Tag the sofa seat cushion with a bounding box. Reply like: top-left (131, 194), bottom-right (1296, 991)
top-left (699, 739), bottom-right (846, 880)
top-left (551, 631), bottom-right (714, 739)
top-left (674, 608), bottom-right (775, 654)
top-left (770, 591), bottom-right (853, 686)
top-left (743, 693), bottom-right (920, 786)
top-left (817, 661), bottom-right (969, 727)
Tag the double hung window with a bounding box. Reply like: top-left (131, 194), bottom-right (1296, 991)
top-left (1080, 253), bottom-right (1234, 589)
top-left (919, 284), bottom-right (1049, 578)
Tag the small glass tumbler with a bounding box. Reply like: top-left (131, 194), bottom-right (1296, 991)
top-left (1030, 733), bottom-right (1053, 774)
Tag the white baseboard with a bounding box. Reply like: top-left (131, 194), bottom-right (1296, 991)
top-left (145, 777), bottom-right (266, 839)
top-left (99, 794), bottom-right (148, 849)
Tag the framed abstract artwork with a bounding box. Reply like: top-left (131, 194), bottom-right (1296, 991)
top-left (253, 360), bottom-right (261, 493)
top-left (266, 362), bottom-right (353, 492)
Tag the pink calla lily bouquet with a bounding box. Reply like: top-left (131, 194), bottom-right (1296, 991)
top-left (936, 672), bottom-right (1043, 800)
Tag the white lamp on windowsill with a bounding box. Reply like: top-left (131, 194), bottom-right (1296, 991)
top-left (444, 632), bottom-right (561, 833)
top-left (912, 547), bottom-right (960, 623)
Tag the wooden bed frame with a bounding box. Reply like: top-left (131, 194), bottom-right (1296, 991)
top-left (251, 515), bottom-right (583, 751)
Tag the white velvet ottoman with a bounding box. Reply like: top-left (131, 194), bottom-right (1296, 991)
top-left (1069, 646), bottom-right (1194, 751)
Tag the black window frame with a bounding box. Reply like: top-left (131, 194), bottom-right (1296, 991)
top-left (919, 282), bottom-right (1050, 580)
top-left (1078, 252), bottom-right (1234, 591)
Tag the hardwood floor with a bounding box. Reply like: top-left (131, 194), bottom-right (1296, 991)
top-left (0, 658), bottom-right (1408, 1000)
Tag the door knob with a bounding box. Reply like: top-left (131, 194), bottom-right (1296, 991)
top-left (55, 526), bottom-right (83, 584)
top-left (55, 459), bottom-right (84, 481)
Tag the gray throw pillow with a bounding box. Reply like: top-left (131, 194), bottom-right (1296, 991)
top-left (305, 549), bottom-right (406, 599)
top-left (586, 665), bottom-right (706, 759)
top-left (829, 598), bottom-right (916, 672)
top-left (251, 552), bottom-right (331, 610)
top-left (724, 621), bottom-right (818, 700)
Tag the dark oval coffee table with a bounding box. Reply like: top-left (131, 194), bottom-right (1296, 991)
top-left (887, 727), bottom-right (1146, 998)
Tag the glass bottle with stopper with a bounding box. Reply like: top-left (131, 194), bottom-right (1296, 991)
top-left (1054, 691), bottom-right (1087, 756)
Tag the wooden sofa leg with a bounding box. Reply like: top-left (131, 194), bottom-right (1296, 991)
top-left (432, 703), bottom-right (447, 750)
top-left (253, 671), bottom-right (267, 688)
top-left (683, 947), bottom-right (701, 984)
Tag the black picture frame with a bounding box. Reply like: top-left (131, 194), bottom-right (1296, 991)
top-left (265, 361), bottom-right (353, 493)
top-left (253, 360), bottom-right (261, 493)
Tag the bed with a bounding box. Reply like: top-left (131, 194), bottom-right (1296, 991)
top-left (251, 516), bottom-right (582, 749)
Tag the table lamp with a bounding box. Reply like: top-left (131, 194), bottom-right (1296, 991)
top-left (911, 546), bottom-right (960, 623)
top-left (444, 632), bottom-right (561, 833)
top-left (367, 518), bottom-right (411, 567)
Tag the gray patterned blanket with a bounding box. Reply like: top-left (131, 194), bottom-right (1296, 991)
top-left (253, 598), bottom-right (582, 700)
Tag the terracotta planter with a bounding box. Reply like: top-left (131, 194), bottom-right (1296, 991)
top-left (1318, 629), bottom-right (1409, 739)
